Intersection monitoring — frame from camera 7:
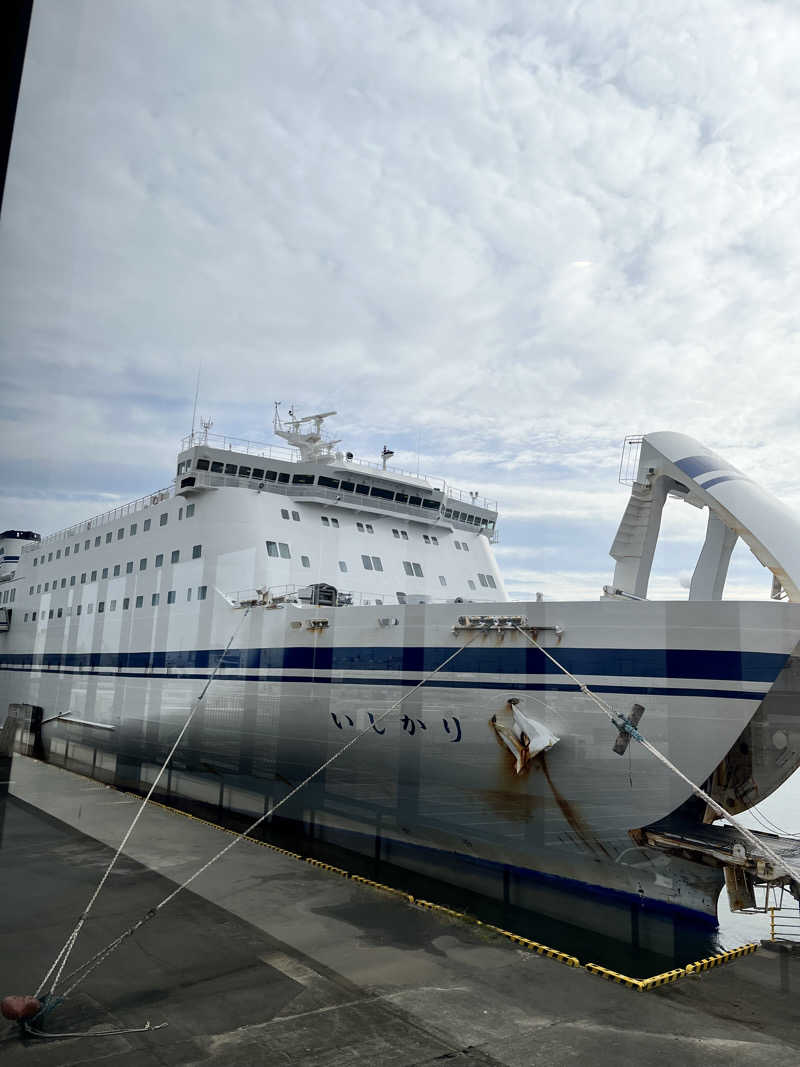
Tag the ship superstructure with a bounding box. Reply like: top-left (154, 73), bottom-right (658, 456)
top-left (2, 413), bottom-right (800, 938)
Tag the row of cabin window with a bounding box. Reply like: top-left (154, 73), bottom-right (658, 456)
top-left (23, 586), bottom-right (208, 621)
top-left (27, 546), bottom-right (203, 595)
top-left (31, 505), bottom-right (195, 567)
top-left (195, 458), bottom-right (443, 510)
top-left (1, 588), bottom-right (15, 603)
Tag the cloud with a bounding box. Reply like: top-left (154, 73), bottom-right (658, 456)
top-left (2, 0), bottom-right (799, 604)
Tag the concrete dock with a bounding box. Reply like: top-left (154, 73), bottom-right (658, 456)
top-left (1, 754), bottom-right (799, 1066)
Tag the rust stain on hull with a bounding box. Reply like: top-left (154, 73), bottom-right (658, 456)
top-left (539, 753), bottom-right (612, 859)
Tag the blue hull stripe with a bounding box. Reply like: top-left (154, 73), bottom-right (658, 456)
top-left (0, 645), bottom-right (789, 683)
top-left (0, 663), bottom-right (768, 701)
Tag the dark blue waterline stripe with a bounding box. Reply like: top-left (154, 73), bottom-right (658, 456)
top-left (0, 644), bottom-right (788, 683)
top-left (0, 663), bottom-right (766, 701)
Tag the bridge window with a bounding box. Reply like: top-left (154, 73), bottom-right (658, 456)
top-left (340, 480), bottom-right (355, 493)
top-left (238, 466), bottom-right (252, 479)
top-left (264, 470), bottom-right (276, 481)
top-left (211, 461), bottom-right (224, 473)
top-left (318, 476), bottom-right (339, 489)
top-left (292, 473), bottom-right (314, 485)
top-left (356, 483), bottom-right (370, 495)
top-left (196, 458), bottom-right (210, 470)
top-left (225, 463), bottom-right (237, 476)
top-left (278, 472), bottom-right (290, 484)
top-left (395, 492), bottom-right (408, 504)
top-left (370, 486), bottom-right (393, 500)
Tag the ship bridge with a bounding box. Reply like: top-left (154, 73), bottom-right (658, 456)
top-left (609, 432), bottom-right (800, 602)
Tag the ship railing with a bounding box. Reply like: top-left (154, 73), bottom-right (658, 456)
top-left (186, 471), bottom-right (497, 530)
top-left (24, 486), bottom-right (174, 551)
top-left (769, 906), bottom-right (800, 942)
top-left (179, 430), bottom-right (496, 510)
top-left (226, 585), bottom-right (481, 609)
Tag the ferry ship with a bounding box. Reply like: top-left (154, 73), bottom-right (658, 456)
top-left (2, 410), bottom-right (800, 933)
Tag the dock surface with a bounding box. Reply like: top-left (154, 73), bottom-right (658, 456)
top-left (2, 755), bottom-right (799, 1065)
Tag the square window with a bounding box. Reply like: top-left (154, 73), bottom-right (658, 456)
top-left (56, 549), bottom-right (61, 559)
top-left (130, 523), bottom-right (137, 535)
top-left (278, 543), bottom-right (290, 559)
top-left (139, 558), bottom-right (147, 570)
top-left (197, 585), bottom-right (207, 600)
top-left (57, 607), bottom-right (63, 618)
top-left (155, 554), bottom-right (164, 567)
top-left (105, 532), bottom-right (112, 544)
top-left (48, 552), bottom-right (53, 561)
top-left (36, 584), bottom-right (41, 593)
top-left (94, 536), bottom-right (101, 547)
top-left (101, 567), bottom-right (108, 579)
top-left (90, 570), bottom-right (97, 582)
top-left (392, 529), bottom-right (400, 538)
top-left (412, 563), bottom-right (423, 577)
top-left (160, 513), bottom-right (168, 526)
top-left (65, 546), bottom-right (70, 556)
top-left (467, 579), bottom-right (476, 589)
top-left (87, 604), bottom-right (93, 614)
top-left (423, 535), bottom-right (430, 544)
top-left (338, 561), bottom-right (347, 573)
top-left (431, 536), bottom-right (438, 545)
top-left (403, 561), bottom-right (413, 576)
top-left (84, 540), bottom-right (90, 550)
top-left (372, 556), bottom-right (383, 572)
top-left (113, 564), bottom-right (120, 577)
top-left (301, 555), bottom-right (310, 568)
top-left (478, 573), bottom-right (487, 587)
top-left (321, 516), bottom-right (330, 526)
top-left (61, 578), bottom-right (66, 588)
top-left (462, 543), bottom-right (469, 552)
top-left (178, 507), bottom-right (183, 520)
top-left (278, 472), bottom-right (289, 484)
top-left (33, 559), bottom-right (37, 567)
top-left (487, 575), bottom-right (497, 589)
top-left (117, 528), bottom-right (124, 540)
top-left (401, 531), bottom-right (408, 540)
top-left (32, 611), bottom-right (37, 620)
top-left (356, 522), bottom-right (364, 532)
top-left (123, 597), bottom-right (130, 609)
top-left (98, 601), bottom-right (105, 613)
top-left (455, 542), bottom-right (462, 550)
top-left (266, 541), bottom-right (278, 558)
top-left (76, 605), bottom-right (81, 615)
top-left (365, 524), bottom-right (374, 534)
top-left (126, 561), bottom-right (134, 574)
top-left (143, 518), bottom-right (151, 531)
top-left (291, 511), bottom-right (300, 522)
top-left (186, 504), bottom-right (195, 518)
top-left (362, 554), bottom-right (373, 571)
top-left (29, 586), bottom-right (33, 595)
top-left (110, 600), bottom-right (117, 611)
top-left (70, 575), bottom-right (75, 586)
top-left (74, 544), bottom-right (79, 554)
top-left (331, 517), bottom-right (339, 528)
top-left (281, 509), bottom-right (290, 520)
top-left (192, 545), bottom-right (201, 559)
top-left (152, 593), bottom-right (160, 606)
top-left (224, 463), bottom-right (237, 476)
top-left (81, 573), bottom-right (86, 584)
top-left (186, 588), bottom-right (192, 601)
top-left (171, 549), bottom-right (180, 563)
top-left (24, 613), bottom-right (28, 622)
top-left (44, 582), bottom-right (49, 592)
top-left (439, 575), bottom-right (447, 586)
top-left (167, 590), bottom-right (176, 604)
top-left (135, 595), bottom-right (143, 608)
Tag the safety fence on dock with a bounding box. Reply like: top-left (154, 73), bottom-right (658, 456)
top-left (131, 791), bottom-right (760, 992)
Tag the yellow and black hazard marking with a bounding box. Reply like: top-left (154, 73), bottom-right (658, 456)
top-left (584, 963), bottom-right (647, 990)
top-left (684, 942), bottom-right (758, 972)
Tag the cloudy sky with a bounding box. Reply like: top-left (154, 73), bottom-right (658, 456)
top-left (2, 0), bottom-right (799, 601)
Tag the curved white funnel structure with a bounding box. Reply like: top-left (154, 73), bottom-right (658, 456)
top-left (611, 431), bottom-right (800, 602)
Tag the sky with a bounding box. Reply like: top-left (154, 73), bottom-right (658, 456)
top-left (2, 0), bottom-right (800, 601)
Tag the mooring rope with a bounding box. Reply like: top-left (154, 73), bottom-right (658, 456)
top-left (513, 625), bottom-right (800, 890)
top-left (35, 606), bottom-right (253, 1000)
top-left (52, 636), bottom-right (477, 1000)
